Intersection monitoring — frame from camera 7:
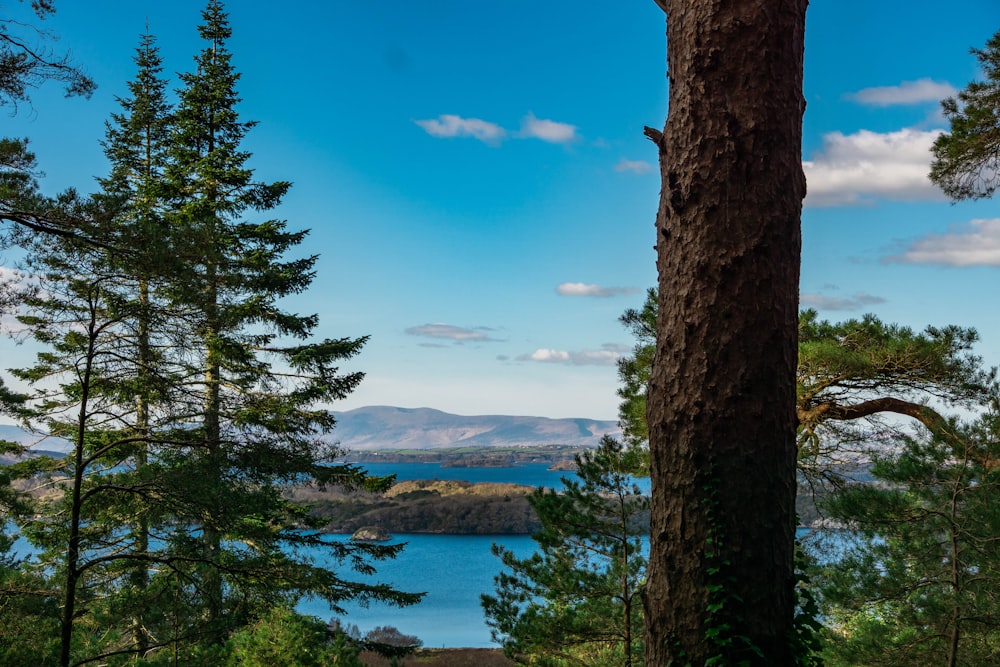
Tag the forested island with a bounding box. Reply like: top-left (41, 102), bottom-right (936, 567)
top-left (291, 480), bottom-right (543, 535)
top-left (288, 474), bottom-right (824, 535)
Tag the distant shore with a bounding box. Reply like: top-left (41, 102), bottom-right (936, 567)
top-left (337, 444), bottom-right (585, 469)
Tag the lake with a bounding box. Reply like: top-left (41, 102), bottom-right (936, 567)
top-left (303, 458), bottom-right (813, 647)
top-left (297, 533), bottom-right (538, 648)
top-left (297, 462), bottom-right (653, 647)
top-left (8, 462), bottom-right (805, 649)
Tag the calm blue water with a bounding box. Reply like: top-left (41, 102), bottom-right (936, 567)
top-left (11, 463), bottom-right (813, 649)
top-left (303, 461), bottom-right (650, 647)
top-left (297, 533), bottom-right (538, 649)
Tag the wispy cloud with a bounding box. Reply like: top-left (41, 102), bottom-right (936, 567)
top-left (415, 112), bottom-right (578, 145)
top-left (556, 282), bottom-right (639, 298)
top-left (413, 115), bottom-right (507, 144)
top-left (803, 128), bottom-right (946, 207)
top-left (800, 292), bottom-right (887, 311)
top-left (845, 78), bottom-right (957, 106)
top-left (885, 218), bottom-right (1000, 267)
top-left (405, 323), bottom-right (502, 343)
top-left (517, 343), bottom-right (629, 366)
top-left (519, 112), bottom-right (577, 143)
top-left (614, 158), bottom-right (654, 174)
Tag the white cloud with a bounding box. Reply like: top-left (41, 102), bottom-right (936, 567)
top-left (885, 218), bottom-right (1000, 267)
top-left (556, 282), bottom-right (639, 298)
top-left (803, 128), bottom-right (946, 207)
top-left (414, 112), bottom-right (579, 145)
top-left (519, 113), bottom-right (577, 143)
top-left (414, 115), bottom-right (507, 144)
top-left (845, 78), bottom-right (957, 106)
top-left (405, 323), bottom-right (502, 342)
top-left (800, 292), bottom-right (887, 311)
top-left (614, 158), bottom-right (655, 174)
top-left (517, 343), bottom-right (628, 366)
top-left (522, 348), bottom-right (571, 363)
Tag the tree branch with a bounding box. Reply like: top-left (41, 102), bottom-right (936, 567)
top-left (798, 396), bottom-right (947, 432)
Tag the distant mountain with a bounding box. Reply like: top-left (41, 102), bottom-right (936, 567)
top-left (0, 424), bottom-right (68, 464)
top-left (0, 424), bottom-right (68, 450)
top-left (0, 407), bottom-right (623, 456)
top-left (328, 406), bottom-right (621, 450)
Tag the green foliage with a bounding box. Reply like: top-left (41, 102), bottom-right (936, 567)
top-left (0, 1), bottom-right (96, 108)
top-left (0, 557), bottom-right (61, 666)
top-left (225, 606), bottom-right (363, 667)
top-left (790, 541), bottom-right (825, 667)
top-left (616, 287), bottom-right (656, 460)
top-left (797, 309), bottom-right (992, 467)
top-left (0, 2), bottom-right (96, 246)
top-left (817, 406), bottom-right (1000, 666)
top-left (698, 475), bottom-right (765, 667)
top-left (0, 2), bottom-right (418, 663)
top-left (483, 436), bottom-right (647, 666)
top-left (616, 288), bottom-right (993, 478)
top-left (930, 29), bottom-right (1000, 201)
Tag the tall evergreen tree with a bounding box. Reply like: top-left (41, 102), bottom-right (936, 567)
top-left (11, 229), bottom-right (168, 666)
top-left (94, 30), bottom-right (174, 656)
top-left (3, 5), bottom-right (419, 662)
top-left (152, 0), bottom-right (419, 648)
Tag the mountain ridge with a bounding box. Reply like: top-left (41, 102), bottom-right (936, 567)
top-left (0, 407), bottom-right (622, 454)
top-left (328, 406), bottom-right (620, 450)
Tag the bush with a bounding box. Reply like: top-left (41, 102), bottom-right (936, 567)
top-left (225, 606), bottom-right (362, 667)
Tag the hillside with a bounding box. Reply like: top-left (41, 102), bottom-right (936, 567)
top-left (329, 406), bottom-right (620, 450)
top-left (0, 408), bottom-right (620, 455)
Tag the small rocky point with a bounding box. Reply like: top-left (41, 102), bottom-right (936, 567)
top-left (350, 526), bottom-right (391, 542)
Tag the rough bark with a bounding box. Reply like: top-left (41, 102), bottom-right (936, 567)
top-left (644, 1), bottom-right (807, 664)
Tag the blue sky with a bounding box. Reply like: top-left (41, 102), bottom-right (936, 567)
top-left (2, 1), bottom-right (999, 420)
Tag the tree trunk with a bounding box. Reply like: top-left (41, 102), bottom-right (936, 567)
top-left (643, 1), bottom-right (807, 665)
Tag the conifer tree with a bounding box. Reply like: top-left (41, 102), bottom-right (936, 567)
top-left (93, 30), bottom-right (174, 655)
top-left (818, 407), bottom-right (1000, 667)
top-left (3, 5), bottom-right (419, 661)
top-left (483, 436), bottom-right (648, 666)
top-left (930, 28), bottom-right (1000, 201)
top-left (11, 229), bottom-right (168, 666)
top-left (152, 0), bottom-right (418, 646)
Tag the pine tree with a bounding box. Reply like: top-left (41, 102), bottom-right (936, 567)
top-left (930, 28), bottom-right (1000, 201)
top-left (10, 229), bottom-right (167, 666)
top-left (643, 1), bottom-right (807, 660)
top-left (93, 30), bottom-right (175, 656)
top-left (483, 436), bottom-right (648, 666)
top-left (818, 407), bottom-right (1000, 667)
top-left (153, 0), bottom-right (418, 647)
